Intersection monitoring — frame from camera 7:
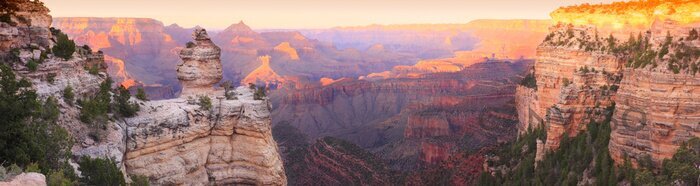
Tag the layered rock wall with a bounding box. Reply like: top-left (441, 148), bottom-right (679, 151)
top-left (521, 40), bottom-right (622, 150)
top-left (125, 29), bottom-right (286, 185)
top-left (609, 69), bottom-right (700, 167)
top-left (518, 0), bottom-right (700, 168)
top-left (515, 85), bottom-right (540, 134)
top-left (124, 88), bottom-right (286, 185)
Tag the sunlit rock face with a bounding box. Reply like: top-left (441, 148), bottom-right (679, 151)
top-left (176, 28), bottom-right (223, 96)
top-left (354, 20), bottom-right (551, 80)
top-left (124, 87), bottom-right (286, 185)
top-left (242, 55), bottom-right (285, 87)
top-left (608, 20), bottom-right (700, 167)
top-left (0, 1), bottom-right (52, 53)
top-left (516, 0), bottom-right (700, 168)
top-left (124, 31), bottom-right (286, 185)
top-left (550, 0), bottom-right (699, 32)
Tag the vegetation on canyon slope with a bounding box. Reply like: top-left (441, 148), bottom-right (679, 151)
top-left (0, 63), bottom-right (143, 185)
top-left (479, 103), bottom-right (700, 185)
top-left (544, 26), bottom-right (700, 74)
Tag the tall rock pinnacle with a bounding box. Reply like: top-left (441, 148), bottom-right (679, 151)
top-left (176, 28), bottom-right (223, 96)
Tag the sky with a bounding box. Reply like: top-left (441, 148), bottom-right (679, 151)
top-left (42, 0), bottom-right (619, 29)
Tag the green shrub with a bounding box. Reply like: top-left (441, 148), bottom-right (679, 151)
top-left (114, 85), bottom-right (139, 117)
top-left (0, 64), bottom-right (42, 168)
top-left (186, 41), bottom-right (195, 48)
top-left (197, 95), bottom-right (212, 110)
top-left (130, 175), bottom-right (150, 186)
top-left (79, 78), bottom-right (112, 126)
top-left (47, 169), bottom-right (76, 186)
top-left (689, 29), bottom-right (698, 40)
top-left (519, 73), bottom-right (537, 89)
top-left (88, 64), bottom-right (100, 75)
top-left (25, 162), bottom-right (40, 173)
top-left (660, 138), bottom-right (700, 185)
top-left (135, 87), bottom-right (148, 101)
top-left (7, 164), bottom-right (21, 176)
top-left (254, 85), bottom-right (266, 100)
top-left (27, 60), bottom-right (38, 71)
top-left (0, 14), bottom-right (13, 25)
top-left (52, 30), bottom-right (76, 60)
top-left (63, 85), bottom-right (74, 105)
top-left (77, 156), bottom-right (125, 186)
top-left (562, 78), bottom-right (571, 87)
top-left (221, 80), bottom-right (236, 100)
top-left (47, 73), bottom-right (56, 84)
top-left (82, 45), bottom-right (92, 54)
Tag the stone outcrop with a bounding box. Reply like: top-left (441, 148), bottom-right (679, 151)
top-left (0, 173), bottom-right (46, 186)
top-left (124, 87), bottom-right (286, 185)
top-left (241, 55), bottom-right (285, 87)
top-left (176, 28), bottom-right (222, 96)
top-left (124, 29), bottom-right (286, 185)
top-left (0, 0), bottom-right (52, 53)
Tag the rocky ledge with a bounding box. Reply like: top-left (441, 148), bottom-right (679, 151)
top-left (124, 87), bottom-right (286, 185)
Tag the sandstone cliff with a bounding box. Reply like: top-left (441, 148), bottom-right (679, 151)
top-left (515, 0), bottom-right (700, 168)
top-left (124, 87), bottom-right (286, 185)
top-left (124, 29), bottom-right (286, 185)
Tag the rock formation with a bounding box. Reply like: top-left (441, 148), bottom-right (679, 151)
top-left (0, 0), bottom-right (52, 53)
top-left (123, 87), bottom-right (286, 185)
top-left (176, 28), bottom-right (222, 96)
top-left (515, 0), bottom-right (700, 167)
top-left (123, 29), bottom-right (286, 185)
top-left (0, 173), bottom-right (46, 186)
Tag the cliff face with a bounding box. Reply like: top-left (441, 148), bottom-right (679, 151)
top-left (516, 0), bottom-right (700, 168)
top-left (123, 87), bottom-right (286, 185)
top-left (124, 29), bottom-right (286, 185)
top-left (0, 1), bottom-right (52, 53)
top-left (537, 43), bottom-right (622, 150)
top-left (122, 29), bottom-right (285, 185)
top-left (608, 20), bottom-right (700, 167)
top-left (609, 68), bottom-right (700, 167)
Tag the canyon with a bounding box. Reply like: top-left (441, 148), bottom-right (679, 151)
top-left (1, 0), bottom-right (698, 185)
top-left (272, 59), bottom-right (529, 177)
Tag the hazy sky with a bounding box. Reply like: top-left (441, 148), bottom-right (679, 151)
top-left (42, 0), bottom-right (619, 29)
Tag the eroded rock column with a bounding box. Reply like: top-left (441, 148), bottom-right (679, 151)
top-left (177, 28), bottom-right (223, 96)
